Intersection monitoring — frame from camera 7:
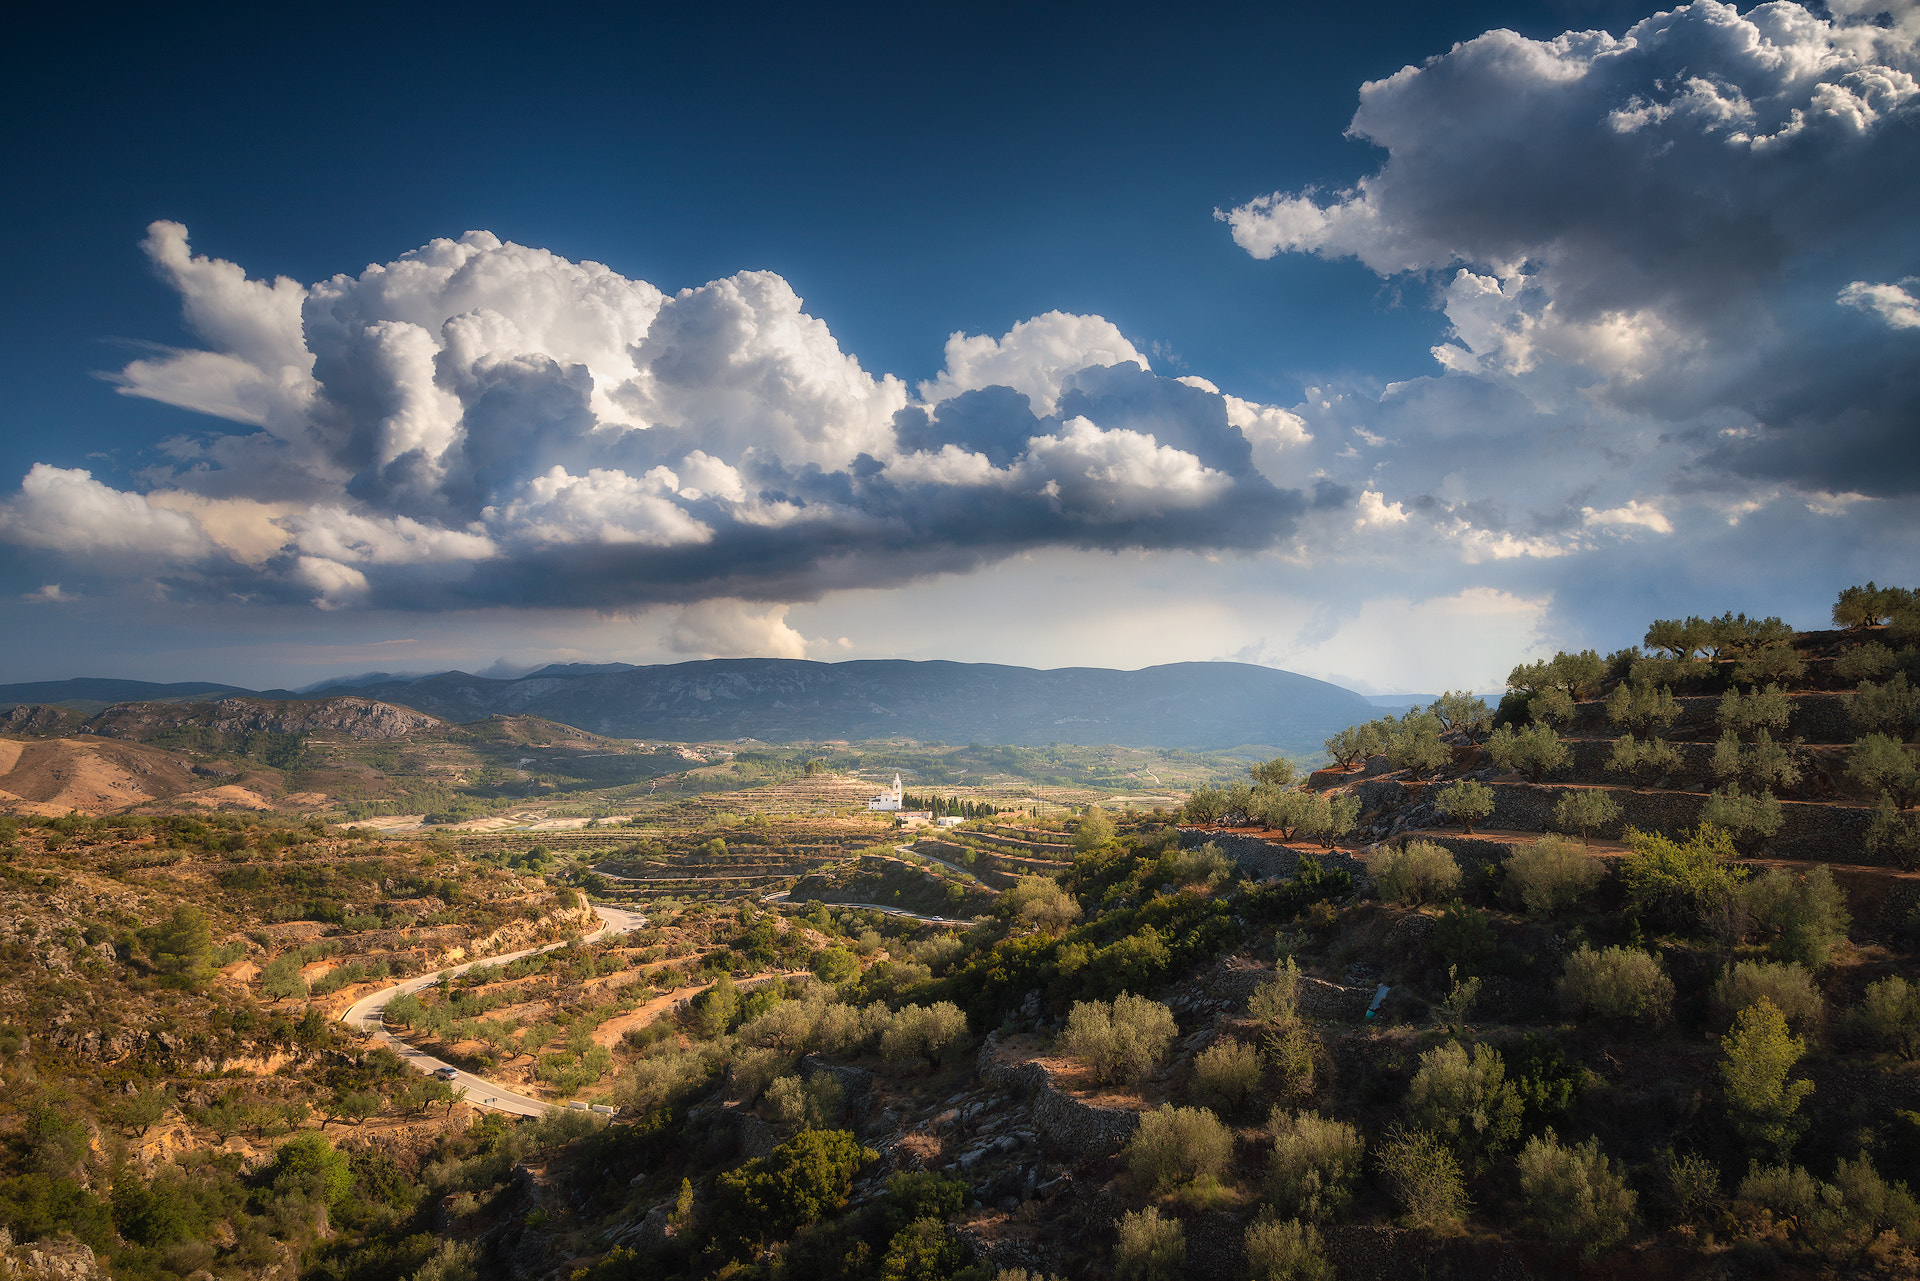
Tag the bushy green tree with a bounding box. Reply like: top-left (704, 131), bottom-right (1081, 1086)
top-left (270, 1132), bottom-right (353, 1207)
top-left (1190, 1038), bottom-right (1261, 1113)
top-left (1509, 650), bottom-right (1606, 699)
top-left (1850, 733), bottom-right (1919, 806)
top-left (1618, 824), bottom-right (1748, 930)
top-left (1266, 1109), bottom-right (1364, 1223)
top-left (1062, 993), bottom-right (1177, 1085)
top-left (1712, 728), bottom-right (1801, 796)
top-left (1850, 975), bottom-right (1920, 1058)
top-left (1324, 723), bottom-right (1384, 770)
top-left (1485, 722), bottom-right (1569, 783)
top-left (1553, 789), bottom-right (1622, 840)
top-left (1112, 1207), bottom-right (1185, 1281)
top-left (1710, 960), bottom-right (1822, 1035)
top-left (1073, 808), bottom-right (1116, 851)
top-left (1433, 780), bottom-right (1494, 834)
top-left (1503, 835), bottom-right (1602, 916)
top-left (1367, 839), bottom-right (1460, 906)
top-left (1744, 865), bottom-right (1849, 968)
top-left (1834, 582), bottom-right (1916, 629)
top-left (1607, 680), bottom-right (1680, 733)
top-left (1375, 1126), bottom-right (1469, 1230)
top-left (260, 953), bottom-right (308, 1001)
top-left (1558, 946), bottom-right (1674, 1025)
top-left (1718, 684), bottom-right (1794, 737)
top-left (1867, 793), bottom-right (1920, 867)
top-left (1720, 997), bottom-right (1813, 1154)
top-left (1250, 756), bottom-right (1297, 787)
top-left (997, 875), bottom-right (1081, 932)
top-left (1515, 1130), bottom-right (1637, 1260)
top-left (1125, 1104), bottom-right (1233, 1191)
top-left (1846, 672), bottom-right (1920, 737)
top-left (1429, 691), bottom-right (1493, 738)
top-left (1405, 1041), bottom-right (1522, 1167)
top-left (1182, 785), bottom-right (1226, 826)
top-left (688, 973), bottom-right (740, 1038)
top-left (712, 1129), bottom-right (877, 1256)
top-left (877, 1002), bottom-right (970, 1073)
top-left (1834, 641), bottom-right (1897, 681)
top-left (141, 905), bottom-right (213, 990)
top-left (1386, 713), bottom-right (1450, 778)
top-left (1700, 785), bottom-right (1783, 845)
top-left (1606, 732), bottom-right (1681, 784)
top-left (1243, 1217), bottom-right (1333, 1281)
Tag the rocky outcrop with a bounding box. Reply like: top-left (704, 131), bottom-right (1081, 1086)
top-left (0, 1229), bottom-right (108, 1281)
top-left (87, 696), bottom-right (443, 742)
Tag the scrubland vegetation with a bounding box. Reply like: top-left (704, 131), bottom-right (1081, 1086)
top-left (0, 582), bottom-right (1916, 1279)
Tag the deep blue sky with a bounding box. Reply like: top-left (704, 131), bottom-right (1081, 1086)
top-left (2, 0), bottom-right (1647, 487)
top-left (0, 0), bottom-right (1911, 690)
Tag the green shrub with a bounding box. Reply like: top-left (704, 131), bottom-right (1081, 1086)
top-left (1435, 902), bottom-right (1495, 973)
top-left (1190, 1038), bottom-right (1261, 1113)
top-left (1557, 946), bottom-right (1674, 1026)
top-left (1243, 1217), bottom-right (1333, 1281)
top-left (1367, 840), bottom-right (1460, 906)
top-left (1744, 865), bottom-right (1849, 968)
top-left (1112, 1206), bottom-right (1185, 1281)
top-left (1061, 993), bottom-right (1177, 1085)
top-left (1405, 1041), bottom-right (1522, 1166)
top-left (1266, 1109), bottom-right (1363, 1223)
top-left (1375, 1126), bottom-right (1468, 1231)
top-left (1503, 836), bottom-right (1602, 916)
top-left (1552, 790), bottom-right (1622, 841)
top-left (1710, 961), bottom-right (1822, 1035)
top-left (1515, 1130), bottom-right (1638, 1260)
top-left (1125, 1105), bottom-right (1233, 1192)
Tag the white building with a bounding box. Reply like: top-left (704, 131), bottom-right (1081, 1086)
top-left (867, 773), bottom-right (903, 811)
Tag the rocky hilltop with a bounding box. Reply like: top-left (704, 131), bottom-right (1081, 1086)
top-left (85, 696), bottom-right (444, 742)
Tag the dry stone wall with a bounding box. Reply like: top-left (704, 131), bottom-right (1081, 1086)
top-left (1176, 830), bottom-right (1367, 882)
top-left (977, 1031), bottom-right (1142, 1159)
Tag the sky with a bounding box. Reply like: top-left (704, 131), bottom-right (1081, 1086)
top-left (1, 0), bottom-right (1914, 696)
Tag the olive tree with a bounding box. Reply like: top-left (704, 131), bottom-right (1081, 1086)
top-left (1486, 722), bottom-right (1569, 783)
top-left (1433, 780), bottom-right (1494, 835)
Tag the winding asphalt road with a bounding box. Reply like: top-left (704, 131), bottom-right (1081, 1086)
top-left (341, 903), bottom-right (648, 1117)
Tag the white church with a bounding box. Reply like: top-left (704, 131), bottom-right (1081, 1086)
top-left (867, 774), bottom-right (903, 811)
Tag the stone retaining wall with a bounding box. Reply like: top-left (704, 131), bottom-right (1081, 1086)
top-left (1566, 691), bottom-right (1855, 742)
top-left (1365, 783), bottom-right (1883, 865)
top-left (1176, 830), bottom-right (1368, 883)
top-left (977, 1032), bottom-right (1141, 1159)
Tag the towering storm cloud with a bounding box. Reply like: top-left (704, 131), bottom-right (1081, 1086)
top-left (1223, 0), bottom-right (1920, 508)
top-left (0, 227), bottom-right (1309, 610)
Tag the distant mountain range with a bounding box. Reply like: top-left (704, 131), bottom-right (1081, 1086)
top-left (0, 659), bottom-right (1379, 753)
